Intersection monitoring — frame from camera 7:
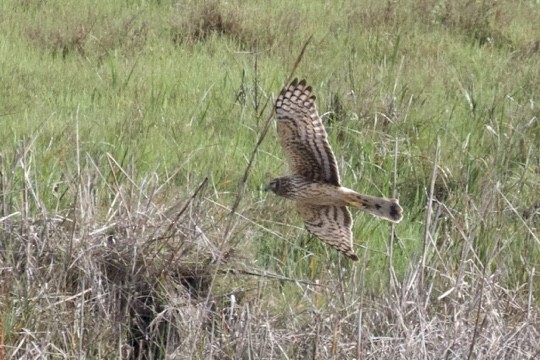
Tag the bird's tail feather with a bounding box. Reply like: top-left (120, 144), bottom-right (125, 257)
top-left (343, 191), bottom-right (403, 223)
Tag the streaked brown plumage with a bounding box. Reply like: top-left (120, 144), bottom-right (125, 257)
top-left (266, 78), bottom-right (403, 261)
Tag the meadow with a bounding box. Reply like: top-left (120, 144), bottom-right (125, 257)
top-left (1, 0), bottom-right (539, 358)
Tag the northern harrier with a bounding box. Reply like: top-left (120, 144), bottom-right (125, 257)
top-left (266, 78), bottom-right (403, 261)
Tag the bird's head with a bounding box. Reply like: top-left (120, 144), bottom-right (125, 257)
top-left (265, 176), bottom-right (303, 198)
top-left (265, 178), bottom-right (283, 194)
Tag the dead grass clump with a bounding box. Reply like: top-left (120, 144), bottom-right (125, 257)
top-left (0, 147), bottom-right (245, 358)
top-left (347, 0), bottom-right (515, 49)
top-left (515, 39), bottom-right (540, 59)
top-left (170, 1), bottom-right (302, 52)
top-left (345, 0), bottom-right (405, 33)
top-left (96, 15), bottom-right (148, 57)
top-left (170, 0), bottom-right (243, 45)
top-left (430, 0), bottom-right (512, 48)
top-left (26, 23), bottom-right (89, 58)
top-left (24, 13), bottom-right (148, 59)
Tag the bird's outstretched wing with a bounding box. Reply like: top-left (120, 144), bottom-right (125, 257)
top-left (275, 79), bottom-right (340, 186)
top-left (296, 203), bottom-right (359, 261)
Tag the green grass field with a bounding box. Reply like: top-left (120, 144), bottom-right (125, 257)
top-left (1, 0), bottom-right (539, 358)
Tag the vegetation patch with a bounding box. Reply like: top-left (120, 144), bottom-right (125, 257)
top-left (1, 0), bottom-right (539, 358)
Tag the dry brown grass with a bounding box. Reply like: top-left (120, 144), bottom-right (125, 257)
top-left (169, 0), bottom-right (305, 52)
top-left (1, 130), bottom-right (539, 359)
top-left (24, 11), bottom-right (148, 59)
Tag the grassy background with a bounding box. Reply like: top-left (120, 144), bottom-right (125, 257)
top-left (1, 0), bottom-right (539, 358)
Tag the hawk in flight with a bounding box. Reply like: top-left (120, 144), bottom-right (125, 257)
top-left (266, 78), bottom-right (403, 261)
